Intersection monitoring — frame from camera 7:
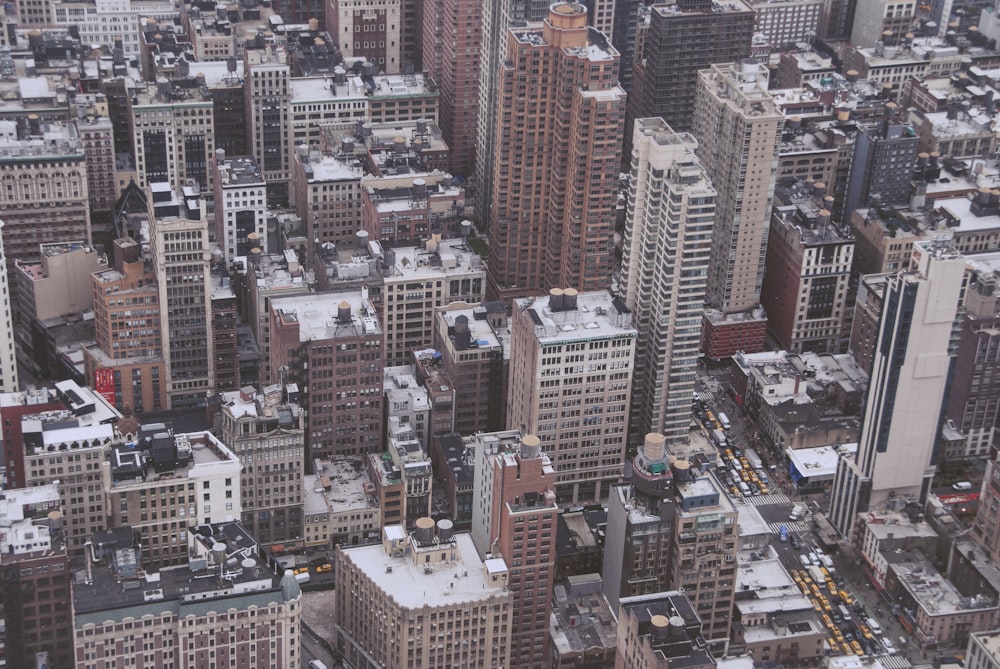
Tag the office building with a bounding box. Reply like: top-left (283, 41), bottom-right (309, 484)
top-left (471, 432), bottom-right (558, 669)
top-left (508, 290), bottom-right (636, 503)
top-left (76, 107), bottom-right (119, 216)
top-left (72, 521), bottom-right (302, 669)
top-left (619, 119), bottom-right (715, 443)
top-left (843, 112), bottom-right (919, 221)
top-left (384, 367), bottom-right (431, 450)
top-left (293, 143), bottom-right (364, 260)
top-left (474, 0), bottom-right (553, 226)
top-left (433, 302), bottom-right (509, 435)
top-left (761, 181), bottom-right (855, 354)
top-left (360, 171), bottom-right (466, 246)
top-left (334, 526), bottom-right (513, 669)
top-left (851, 0), bottom-right (917, 47)
top-left (614, 592), bottom-right (715, 669)
top-left (692, 60), bottom-right (783, 319)
top-left (103, 425), bottom-right (242, 567)
top-left (549, 576), bottom-right (618, 668)
top-left (0, 484), bottom-right (72, 669)
top-left (245, 46), bottom-right (292, 204)
top-left (829, 239), bottom-right (967, 539)
top-left (945, 255), bottom-right (1000, 461)
top-left (0, 221), bottom-right (17, 393)
top-left (212, 264), bottom-right (240, 393)
top-left (421, 0), bottom-right (481, 176)
top-left (325, 0), bottom-right (402, 71)
top-left (628, 0), bottom-right (754, 135)
top-left (51, 0), bottom-right (175, 57)
top-left (84, 236), bottom-right (168, 415)
top-left (0, 120), bottom-right (91, 296)
top-left (218, 386), bottom-right (306, 548)
top-left (487, 2), bottom-right (623, 298)
top-left (213, 152), bottom-right (268, 262)
top-left (148, 184), bottom-right (216, 409)
top-left (303, 456), bottom-right (381, 547)
top-left (268, 290), bottom-right (384, 459)
top-left (750, 0), bottom-right (826, 48)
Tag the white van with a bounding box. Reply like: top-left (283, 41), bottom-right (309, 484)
top-left (309, 661), bottom-right (329, 669)
top-left (953, 481), bottom-right (973, 491)
top-left (719, 412), bottom-right (732, 431)
top-left (867, 617), bottom-right (882, 635)
top-left (799, 554), bottom-right (812, 568)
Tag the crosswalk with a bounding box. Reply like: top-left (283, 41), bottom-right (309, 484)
top-left (768, 520), bottom-right (812, 534)
top-left (743, 491), bottom-right (792, 507)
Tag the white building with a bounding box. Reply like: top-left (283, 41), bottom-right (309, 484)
top-left (51, 0), bottom-right (177, 58)
top-left (0, 220), bottom-right (17, 392)
top-left (829, 239), bottom-right (967, 538)
top-left (508, 290), bottom-right (637, 504)
top-left (213, 153), bottom-right (268, 261)
top-left (619, 119), bottom-right (715, 444)
top-left (0, 484), bottom-right (60, 554)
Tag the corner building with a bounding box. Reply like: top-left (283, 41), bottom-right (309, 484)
top-left (487, 2), bottom-right (624, 298)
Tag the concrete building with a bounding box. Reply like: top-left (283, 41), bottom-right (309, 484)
top-left (549, 576), bottom-right (618, 669)
top-left (856, 508), bottom-right (940, 586)
top-left (325, 0), bottom-right (402, 72)
top-left (829, 239), bottom-right (967, 539)
top-left (0, 222), bottom-right (18, 393)
top-left (972, 454), bottom-right (1000, 563)
top-left (245, 46), bottom-right (292, 203)
top-left (843, 114), bottom-right (919, 222)
top-left (383, 415), bottom-right (433, 527)
top-left (384, 367), bottom-right (431, 450)
top-left (148, 184), bottom-right (216, 409)
top-left (967, 630), bottom-right (1000, 669)
top-left (21, 380), bottom-right (122, 554)
top-left (692, 61), bottom-right (783, 326)
top-left (628, 0), bottom-right (755, 135)
top-left (84, 237), bottom-right (167, 415)
top-left (293, 144), bottom-right (364, 258)
top-left (508, 290), bottom-right (636, 503)
top-left (944, 253), bottom-right (1000, 460)
top-left (603, 434), bottom-right (739, 643)
top-left (487, 2), bottom-right (624, 298)
top-left (213, 153), bottom-right (268, 261)
top-left (750, 0), bottom-right (826, 48)
top-left (218, 386), bottom-right (305, 548)
top-left (268, 290), bottom-right (384, 459)
top-left (761, 180), bottom-right (855, 354)
top-left (432, 301), bottom-right (509, 435)
top-left (412, 349), bottom-right (458, 435)
top-left (430, 433), bottom-right (475, 528)
top-left (470, 431), bottom-right (558, 669)
top-left (851, 0), bottom-right (917, 48)
top-left (614, 591), bottom-right (715, 669)
top-left (360, 171), bottom-right (466, 246)
top-left (473, 0), bottom-right (552, 226)
top-left (333, 526), bottom-right (513, 669)
top-left (0, 120), bottom-right (91, 301)
top-left (0, 484), bottom-right (72, 669)
top-left (420, 0), bottom-right (480, 177)
top-left (619, 119), bottom-right (715, 444)
top-left (104, 425), bottom-right (242, 567)
top-left (51, 0), bottom-right (176, 58)
top-left (303, 456), bottom-right (381, 547)
top-left (72, 521), bottom-right (302, 669)
top-left (76, 107), bottom-right (119, 216)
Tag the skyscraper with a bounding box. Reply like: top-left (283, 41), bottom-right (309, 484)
top-left (487, 2), bottom-right (624, 298)
top-left (691, 60), bottom-right (783, 316)
top-left (829, 239), bottom-right (966, 539)
top-left (507, 290), bottom-right (637, 503)
top-left (628, 0), bottom-right (755, 135)
top-left (471, 431), bottom-right (558, 669)
top-left (619, 119), bottom-right (715, 443)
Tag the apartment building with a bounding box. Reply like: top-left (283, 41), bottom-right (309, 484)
top-left (213, 152), bottom-right (268, 261)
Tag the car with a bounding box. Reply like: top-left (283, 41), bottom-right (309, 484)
top-left (293, 566), bottom-right (310, 576)
top-left (790, 534), bottom-right (802, 549)
top-left (316, 562), bottom-right (333, 573)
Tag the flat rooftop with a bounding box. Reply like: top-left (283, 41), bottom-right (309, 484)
top-left (271, 291), bottom-right (382, 341)
top-left (518, 290), bottom-right (636, 343)
top-left (550, 583), bottom-right (617, 654)
top-left (339, 532), bottom-right (506, 609)
top-left (304, 457), bottom-right (378, 516)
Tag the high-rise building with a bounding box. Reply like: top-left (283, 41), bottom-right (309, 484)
top-left (213, 153), bottom-right (268, 262)
top-left (218, 386), bottom-right (306, 548)
top-left (324, 0), bottom-right (401, 71)
top-left (471, 431), bottom-right (558, 669)
top-left (692, 60), bottom-right (783, 316)
top-left (245, 46), bottom-right (292, 204)
top-left (292, 144), bottom-right (364, 262)
top-left (334, 526), bottom-right (513, 669)
top-left (487, 2), bottom-right (624, 298)
top-left (842, 112), bottom-right (919, 222)
top-left (148, 184), bottom-right (216, 409)
top-left (945, 257), bottom-right (1000, 461)
top-left (421, 0), bottom-right (481, 176)
top-left (508, 290), bottom-right (636, 503)
top-left (619, 120), bottom-right (715, 443)
top-left (21, 380), bottom-right (123, 554)
top-left (0, 484), bottom-right (72, 669)
top-left (614, 591), bottom-right (715, 669)
top-left (76, 105), bottom-right (119, 217)
top-left (760, 181), bottom-right (855, 354)
top-left (0, 220), bottom-right (17, 393)
top-left (851, 0), bottom-right (917, 47)
top-left (103, 426), bottom-right (242, 567)
top-left (72, 521), bottom-right (302, 669)
top-left (474, 0), bottom-right (552, 226)
top-left (829, 239), bottom-right (967, 539)
top-left (628, 0), bottom-right (754, 135)
top-left (750, 0), bottom-right (826, 48)
top-left (268, 291), bottom-right (384, 459)
top-left (603, 434), bottom-right (739, 643)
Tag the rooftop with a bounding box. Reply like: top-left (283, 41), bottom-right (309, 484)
top-left (518, 290), bottom-right (635, 343)
top-left (886, 550), bottom-right (996, 616)
top-left (787, 444), bottom-right (857, 477)
top-left (107, 428), bottom-right (239, 487)
top-left (437, 434), bottom-right (475, 487)
top-left (304, 457), bottom-right (379, 517)
top-left (216, 155), bottom-right (264, 187)
top-left (73, 521), bottom-right (296, 623)
top-left (271, 291), bottom-right (382, 341)
top-left (339, 530), bottom-right (508, 609)
top-left (549, 579), bottom-right (617, 655)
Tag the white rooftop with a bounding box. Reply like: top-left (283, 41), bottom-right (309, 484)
top-left (517, 290), bottom-right (636, 343)
top-left (787, 444), bottom-right (857, 478)
top-left (271, 291), bottom-right (382, 342)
